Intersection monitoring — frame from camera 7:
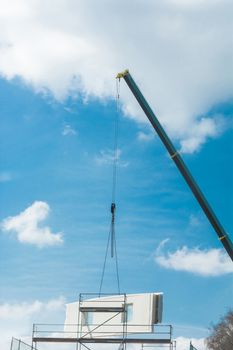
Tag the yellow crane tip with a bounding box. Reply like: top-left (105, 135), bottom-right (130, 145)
top-left (116, 69), bottom-right (129, 79)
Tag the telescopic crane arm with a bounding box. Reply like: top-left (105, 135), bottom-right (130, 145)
top-left (117, 69), bottom-right (233, 261)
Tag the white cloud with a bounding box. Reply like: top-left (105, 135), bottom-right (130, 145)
top-left (1, 201), bottom-right (63, 247)
top-left (137, 131), bottom-right (154, 142)
top-left (62, 124), bottom-right (77, 136)
top-left (0, 0), bottom-right (232, 152)
top-left (0, 297), bottom-right (65, 320)
top-left (0, 297), bottom-right (66, 350)
top-left (155, 240), bottom-right (233, 276)
top-left (0, 171), bottom-right (13, 182)
top-left (176, 337), bottom-right (206, 350)
top-left (95, 149), bottom-right (129, 167)
top-left (180, 116), bottom-right (227, 154)
top-left (189, 214), bottom-right (202, 228)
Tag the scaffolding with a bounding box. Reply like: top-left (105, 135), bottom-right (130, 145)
top-left (30, 293), bottom-right (174, 350)
top-left (10, 338), bottom-right (37, 350)
top-left (141, 343), bottom-right (176, 350)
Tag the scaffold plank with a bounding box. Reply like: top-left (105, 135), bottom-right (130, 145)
top-left (33, 337), bottom-right (171, 344)
top-left (79, 306), bottom-right (125, 312)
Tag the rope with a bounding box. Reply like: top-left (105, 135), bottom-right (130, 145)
top-left (98, 78), bottom-right (121, 295)
top-left (99, 223), bottom-right (111, 295)
top-left (111, 78), bottom-right (120, 202)
top-left (114, 223), bottom-right (120, 293)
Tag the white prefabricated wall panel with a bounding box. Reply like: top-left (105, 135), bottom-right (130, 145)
top-left (64, 293), bottom-right (163, 338)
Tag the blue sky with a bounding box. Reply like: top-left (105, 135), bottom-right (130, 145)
top-left (0, 1), bottom-right (233, 350)
top-left (0, 76), bottom-right (232, 344)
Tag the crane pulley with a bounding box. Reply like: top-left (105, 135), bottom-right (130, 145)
top-left (111, 202), bottom-right (116, 258)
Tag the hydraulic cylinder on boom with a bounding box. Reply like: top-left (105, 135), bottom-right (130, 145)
top-left (117, 69), bottom-right (233, 261)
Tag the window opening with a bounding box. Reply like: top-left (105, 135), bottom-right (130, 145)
top-left (122, 303), bottom-right (133, 323)
top-left (82, 311), bottom-right (93, 326)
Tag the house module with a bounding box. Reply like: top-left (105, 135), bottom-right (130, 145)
top-left (12, 291), bottom-right (176, 350)
top-left (65, 292), bottom-right (163, 337)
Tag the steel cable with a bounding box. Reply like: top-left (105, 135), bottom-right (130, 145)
top-left (98, 78), bottom-right (121, 295)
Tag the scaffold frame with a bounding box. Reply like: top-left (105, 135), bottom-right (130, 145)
top-left (31, 293), bottom-right (174, 350)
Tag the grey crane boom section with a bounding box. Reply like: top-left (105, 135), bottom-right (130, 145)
top-left (117, 69), bottom-right (233, 261)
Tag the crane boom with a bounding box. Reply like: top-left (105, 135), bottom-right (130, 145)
top-left (117, 69), bottom-right (233, 261)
